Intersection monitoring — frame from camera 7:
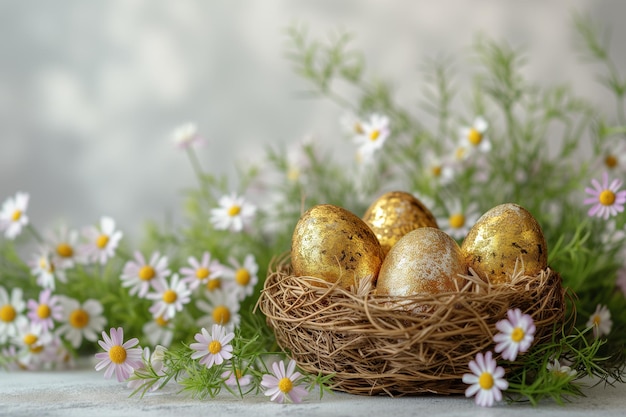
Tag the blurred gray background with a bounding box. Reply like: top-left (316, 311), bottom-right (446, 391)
top-left (1, 0), bottom-right (624, 240)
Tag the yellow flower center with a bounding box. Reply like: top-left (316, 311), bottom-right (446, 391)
top-left (605, 154), bottom-right (618, 168)
top-left (431, 165), bottom-right (442, 177)
top-left (278, 377), bottom-right (293, 393)
top-left (56, 243), bottom-right (73, 258)
top-left (37, 304), bottom-right (51, 319)
top-left (11, 210), bottom-right (22, 222)
top-left (235, 268), bottom-right (251, 286)
top-left (354, 122), bottom-right (364, 134)
top-left (195, 267), bottom-right (210, 280)
top-left (208, 340), bottom-right (222, 355)
top-left (155, 315), bottom-right (169, 327)
top-left (455, 147), bottom-right (466, 160)
top-left (30, 344), bottom-right (44, 354)
top-left (0, 305), bottom-right (17, 323)
top-left (448, 213), bottom-right (465, 229)
top-left (287, 166), bottom-right (300, 182)
top-left (69, 309), bottom-right (89, 329)
top-left (108, 345), bottom-right (127, 364)
top-left (369, 129), bottom-right (380, 141)
top-left (478, 372), bottom-right (494, 390)
top-left (234, 369), bottom-right (243, 379)
top-left (96, 234), bottom-right (109, 249)
top-left (162, 289), bottom-right (178, 304)
top-left (599, 190), bottom-right (616, 206)
top-left (467, 128), bottom-right (482, 145)
top-left (212, 305), bottom-right (231, 325)
top-left (206, 279), bottom-right (221, 292)
top-left (139, 266), bottom-right (156, 281)
top-left (593, 315), bottom-right (601, 326)
top-left (23, 333), bottom-right (38, 346)
top-left (511, 327), bottom-right (525, 343)
top-left (39, 257), bottom-right (54, 273)
top-left (227, 205), bottom-right (241, 217)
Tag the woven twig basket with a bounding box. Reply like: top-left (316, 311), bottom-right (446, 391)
top-left (258, 254), bottom-right (566, 396)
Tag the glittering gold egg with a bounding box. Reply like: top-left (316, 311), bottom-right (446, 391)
top-left (460, 203), bottom-right (548, 284)
top-left (376, 227), bottom-right (467, 297)
top-left (291, 204), bottom-right (384, 289)
top-left (362, 191), bottom-right (438, 257)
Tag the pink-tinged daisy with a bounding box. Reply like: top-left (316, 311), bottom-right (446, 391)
top-left (29, 248), bottom-right (67, 291)
top-left (179, 252), bottom-right (225, 291)
top-left (210, 193), bottom-right (257, 233)
top-left (44, 225), bottom-right (82, 269)
top-left (459, 116), bottom-right (491, 154)
top-left (437, 200), bottom-right (480, 240)
top-left (493, 308), bottom-right (536, 361)
top-left (126, 346), bottom-right (167, 392)
top-left (142, 315), bottom-right (174, 348)
top-left (190, 324), bottom-right (235, 368)
top-left (261, 359), bottom-right (308, 404)
top-left (196, 289), bottom-right (241, 331)
top-left (120, 251), bottom-right (170, 298)
top-left (462, 351), bottom-right (508, 407)
top-left (353, 113), bottom-right (391, 163)
top-left (171, 122), bottom-right (205, 149)
top-left (547, 358), bottom-right (577, 379)
top-left (0, 345), bottom-right (20, 371)
top-left (95, 327), bottom-right (143, 382)
top-left (616, 267), bottom-right (626, 298)
top-left (222, 254), bottom-right (259, 301)
top-left (0, 286), bottom-right (28, 344)
top-left (222, 366), bottom-right (253, 388)
top-left (584, 172), bottom-right (626, 220)
top-left (147, 274), bottom-right (191, 320)
top-left (56, 297), bottom-right (107, 348)
top-left (586, 304), bottom-right (612, 338)
top-left (81, 216), bottom-right (123, 264)
top-left (27, 289), bottom-right (63, 332)
top-left (0, 192), bottom-right (29, 239)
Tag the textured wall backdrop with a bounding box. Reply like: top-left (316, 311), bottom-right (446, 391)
top-left (1, 0), bottom-right (624, 239)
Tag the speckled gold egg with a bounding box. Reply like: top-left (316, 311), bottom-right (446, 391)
top-left (460, 203), bottom-right (548, 284)
top-left (291, 204), bottom-right (384, 289)
top-left (376, 227), bottom-right (467, 297)
top-left (362, 191), bottom-right (438, 257)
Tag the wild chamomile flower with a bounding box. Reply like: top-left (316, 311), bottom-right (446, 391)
top-left (56, 297), bottom-right (107, 348)
top-left (462, 351), bottom-right (508, 407)
top-left (223, 254), bottom-right (259, 301)
top-left (425, 152), bottom-right (455, 184)
top-left (81, 216), bottom-right (123, 264)
top-left (121, 251), bottom-right (170, 298)
top-left (584, 172), bottom-right (626, 220)
top-left (27, 289), bottom-right (63, 332)
top-left (0, 286), bottom-right (28, 344)
top-left (261, 359), bottom-right (309, 404)
top-left (190, 324), bottom-right (235, 368)
top-left (547, 358), bottom-right (577, 379)
top-left (126, 346), bottom-right (167, 392)
top-left (493, 308), bottom-right (536, 361)
top-left (44, 225), bottom-right (81, 269)
top-left (94, 327), bottom-right (143, 382)
top-left (30, 248), bottom-right (67, 291)
top-left (210, 193), bottom-right (257, 233)
top-left (616, 267), bottom-right (626, 298)
top-left (437, 200), bottom-right (480, 240)
top-left (586, 304), bottom-right (612, 338)
top-left (222, 367), bottom-right (253, 388)
top-left (13, 322), bottom-right (52, 367)
top-left (353, 113), bottom-right (390, 163)
top-left (196, 289), bottom-right (241, 331)
top-left (340, 112), bottom-right (365, 136)
top-left (0, 192), bottom-right (29, 239)
top-left (147, 274), bottom-right (191, 320)
top-left (142, 315), bottom-right (174, 348)
top-left (179, 251), bottom-right (224, 291)
top-left (599, 140), bottom-right (626, 174)
top-left (172, 122), bottom-right (205, 149)
top-left (459, 116), bottom-right (491, 154)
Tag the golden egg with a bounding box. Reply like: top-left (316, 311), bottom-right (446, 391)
top-left (376, 227), bottom-right (467, 298)
top-left (460, 203), bottom-right (548, 284)
top-left (291, 204), bottom-right (384, 289)
top-left (362, 191), bottom-right (438, 257)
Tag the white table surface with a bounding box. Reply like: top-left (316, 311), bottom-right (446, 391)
top-left (1, 366), bottom-right (626, 417)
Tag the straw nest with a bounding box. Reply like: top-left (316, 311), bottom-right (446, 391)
top-left (258, 254), bottom-right (566, 397)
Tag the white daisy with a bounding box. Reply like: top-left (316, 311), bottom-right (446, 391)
top-left (13, 322), bottom-right (53, 368)
top-left (196, 289), bottom-right (240, 331)
top-left (172, 122), bottom-right (205, 149)
top-left (81, 216), bottom-right (123, 265)
top-left (44, 224), bottom-right (82, 269)
top-left (493, 308), bottom-right (536, 361)
top-left (142, 315), bottom-right (174, 348)
top-left (261, 359), bottom-right (308, 404)
top-left (29, 248), bottom-right (67, 291)
top-left (462, 351), bottom-right (508, 407)
top-left (437, 200), bottom-right (480, 240)
top-left (547, 358), bottom-right (577, 379)
top-left (599, 140), bottom-right (626, 175)
top-left (222, 254), bottom-right (259, 301)
top-left (120, 251), bottom-right (170, 298)
top-left (56, 297), bottom-right (107, 348)
top-left (147, 274), bottom-right (191, 320)
top-left (95, 327), bottom-right (143, 382)
top-left (0, 286), bottom-right (28, 344)
top-left (353, 113), bottom-right (390, 163)
top-left (190, 324), bottom-right (235, 369)
top-left (459, 116), bottom-right (491, 154)
top-left (0, 192), bottom-right (30, 239)
top-left (179, 252), bottom-right (224, 291)
top-left (126, 346), bottom-right (168, 392)
top-left (586, 304), bottom-right (612, 338)
top-left (425, 151), bottom-right (455, 185)
top-left (210, 193), bottom-right (257, 233)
